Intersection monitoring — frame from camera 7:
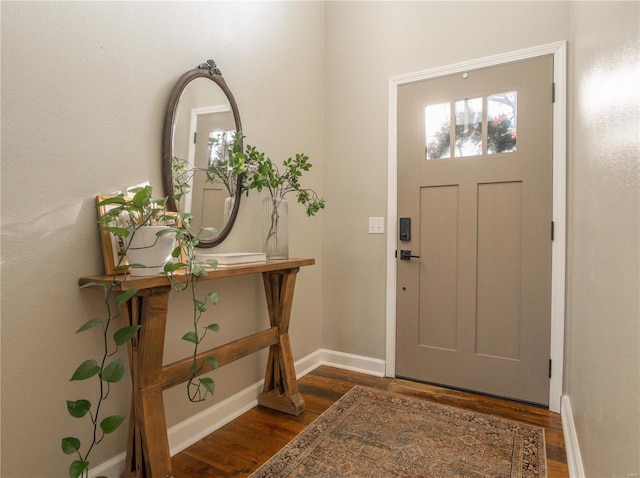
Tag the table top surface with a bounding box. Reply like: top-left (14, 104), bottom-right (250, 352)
top-left (79, 258), bottom-right (315, 291)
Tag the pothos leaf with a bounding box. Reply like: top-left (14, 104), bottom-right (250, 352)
top-left (113, 325), bottom-right (141, 346)
top-left (70, 360), bottom-right (100, 381)
top-left (79, 281), bottom-right (109, 290)
top-left (206, 292), bottom-right (219, 305)
top-left (66, 399), bottom-right (91, 418)
top-left (181, 331), bottom-right (199, 344)
top-left (61, 436), bottom-right (81, 455)
top-left (199, 377), bottom-right (216, 394)
top-left (164, 261), bottom-right (185, 273)
top-left (96, 196), bottom-right (126, 207)
top-left (103, 226), bottom-right (130, 237)
top-left (100, 415), bottom-right (126, 434)
top-left (194, 299), bottom-right (207, 313)
top-left (69, 460), bottom-right (89, 478)
top-left (115, 288), bottom-right (138, 306)
top-left (205, 357), bottom-right (219, 369)
top-left (101, 358), bottom-right (125, 383)
top-left (76, 318), bottom-right (103, 333)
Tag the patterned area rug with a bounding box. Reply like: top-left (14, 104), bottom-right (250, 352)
top-left (250, 385), bottom-right (546, 478)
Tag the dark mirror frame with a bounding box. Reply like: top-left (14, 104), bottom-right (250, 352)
top-left (161, 59), bottom-right (243, 248)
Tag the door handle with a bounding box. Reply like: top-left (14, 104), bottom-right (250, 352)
top-left (400, 250), bottom-right (420, 261)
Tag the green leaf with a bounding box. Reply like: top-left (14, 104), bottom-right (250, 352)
top-left (71, 360), bottom-right (100, 381)
top-left (164, 261), bottom-right (185, 273)
top-left (206, 323), bottom-right (219, 333)
top-left (113, 325), bottom-right (141, 346)
top-left (66, 399), bottom-right (91, 418)
top-left (100, 415), bottom-right (126, 434)
top-left (155, 228), bottom-right (175, 237)
top-left (103, 226), bottom-right (130, 237)
top-left (115, 288), bottom-right (138, 306)
top-left (97, 196), bottom-right (126, 206)
top-left (61, 436), bottom-right (81, 455)
top-left (171, 246), bottom-right (182, 258)
top-left (194, 299), bottom-right (207, 313)
top-left (191, 263), bottom-right (207, 278)
top-left (206, 292), bottom-right (219, 305)
top-left (102, 358), bottom-right (125, 383)
top-left (76, 318), bottom-right (103, 333)
top-left (201, 227), bottom-right (219, 236)
top-left (79, 281), bottom-right (109, 290)
top-left (200, 377), bottom-right (216, 394)
top-left (181, 331), bottom-right (199, 344)
top-left (205, 357), bottom-right (219, 369)
top-left (69, 460), bottom-right (89, 478)
top-left (205, 259), bottom-right (218, 269)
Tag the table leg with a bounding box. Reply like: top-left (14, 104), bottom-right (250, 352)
top-left (123, 287), bottom-right (173, 478)
top-left (258, 268), bottom-right (306, 416)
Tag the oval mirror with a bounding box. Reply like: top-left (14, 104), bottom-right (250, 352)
top-left (162, 59), bottom-right (243, 248)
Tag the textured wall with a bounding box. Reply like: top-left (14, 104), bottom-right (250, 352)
top-left (0, 2), bottom-right (324, 476)
top-left (566, 2), bottom-right (640, 476)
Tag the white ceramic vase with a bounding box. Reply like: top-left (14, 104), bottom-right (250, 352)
top-left (125, 226), bottom-right (176, 276)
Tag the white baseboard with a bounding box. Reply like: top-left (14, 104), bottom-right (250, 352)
top-left (561, 395), bottom-right (586, 478)
top-left (90, 348), bottom-right (385, 477)
top-left (296, 348), bottom-right (386, 378)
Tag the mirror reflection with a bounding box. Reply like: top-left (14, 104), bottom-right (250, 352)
top-left (162, 60), bottom-right (243, 248)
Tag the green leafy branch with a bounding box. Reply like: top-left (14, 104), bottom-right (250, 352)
top-left (162, 217), bottom-right (221, 402)
top-left (62, 223), bottom-right (141, 478)
top-left (224, 133), bottom-right (325, 217)
top-left (206, 133), bottom-right (249, 197)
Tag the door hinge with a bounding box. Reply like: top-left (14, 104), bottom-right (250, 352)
top-left (551, 221), bottom-right (555, 241)
top-left (193, 132), bottom-right (197, 144)
top-left (552, 82), bottom-right (556, 103)
top-left (549, 359), bottom-right (552, 378)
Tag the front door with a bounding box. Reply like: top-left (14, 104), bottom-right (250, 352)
top-left (396, 56), bottom-right (554, 405)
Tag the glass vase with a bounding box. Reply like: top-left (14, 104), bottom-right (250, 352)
top-left (262, 196), bottom-right (288, 260)
top-left (223, 196), bottom-right (235, 226)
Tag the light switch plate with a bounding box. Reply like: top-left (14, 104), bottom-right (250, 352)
top-left (368, 217), bottom-right (385, 234)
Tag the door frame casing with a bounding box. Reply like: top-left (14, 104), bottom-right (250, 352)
top-left (385, 41), bottom-right (567, 413)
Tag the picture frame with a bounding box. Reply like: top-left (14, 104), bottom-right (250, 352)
top-left (96, 195), bottom-right (129, 275)
top-left (95, 195), bottom-right (183, 276)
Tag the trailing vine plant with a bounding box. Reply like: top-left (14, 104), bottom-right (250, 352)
top-left (161, 213), bottom-right (220, 402)
top-left (62, 186), bottom-right (220, 478)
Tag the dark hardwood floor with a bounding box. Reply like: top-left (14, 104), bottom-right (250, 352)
top-left (172, 365), bottom-right (569, 477)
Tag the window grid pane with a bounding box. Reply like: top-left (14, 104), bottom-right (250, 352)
top-left (487, 91), bottom-right (517, 154)
top-left (454, 97), bottom-right (483, 157)
top-left (425, 102), bottom-right (451, 160)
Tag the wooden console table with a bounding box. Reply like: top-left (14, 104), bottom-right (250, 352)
top-left (79, 258), bottom-right (314, 477)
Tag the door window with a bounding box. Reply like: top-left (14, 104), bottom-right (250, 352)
top-left (424, 91), bottom-right (518, 159)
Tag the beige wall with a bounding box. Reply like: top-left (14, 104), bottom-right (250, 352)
top-left (1, 1), bottom-right (324, 476)
top-left (566, 2), bottom-right (640, 476)
top-left (322, 0), bottom-right (570, 359)
top-left (1, 1), bottom-right (638, 477)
